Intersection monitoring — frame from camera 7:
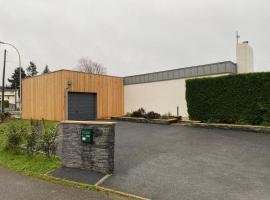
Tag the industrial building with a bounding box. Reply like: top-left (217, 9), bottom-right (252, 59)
top-left (124, 41), bottom-right (254, 118)
top-left (22, 41), bottom-right (254, 121)
top-left (124, 61), bottom-right (237, 117)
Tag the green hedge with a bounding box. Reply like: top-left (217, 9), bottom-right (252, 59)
top-left (186, 72), bottom-right (270, 125)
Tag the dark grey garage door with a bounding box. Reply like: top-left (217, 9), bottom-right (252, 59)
top-left (68, 92), bottom-right (97, 121)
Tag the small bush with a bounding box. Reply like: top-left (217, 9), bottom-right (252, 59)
top-left (0, 114), bottom-right (5, 122)
top-left (4, 112), bottom-right (11, 118)
top-left (5, 123), bottom-right (27, 152)
top-left (176, 116), bottom-right (182, 121)
top-left (161, 112), bottom-right (173, 119)
top-left (145, 111), bottom-right (161, 119)
top-left (0, 100), bottom-right (9, 108)
top-left (0, 112), bottom-right (11, 122)
top-left (125, 112), bottom-right (132, 117)
top-left (26, 119), bottom-right (43, 156)
top-left (40, 120), bottom-right (57, 159)
top-left (131, 108), bottom-right (146, 118)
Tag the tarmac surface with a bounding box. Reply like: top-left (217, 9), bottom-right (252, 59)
top-left (42, 121), bottom-right (270, 200)
top-left (51, 166), bottom-right (104, 185)
top-left (102, 121), bottom-right (270, 200)
top-left (0, 166), bottom-right (120, 200)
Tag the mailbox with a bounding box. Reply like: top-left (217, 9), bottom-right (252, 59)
top-left (81, 128), bottom-right (94, 144)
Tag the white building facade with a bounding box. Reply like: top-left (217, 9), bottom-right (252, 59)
top-left (0, 88), bottom-right (19, 110)
top-left (124, 42), bottom-right (254, 118)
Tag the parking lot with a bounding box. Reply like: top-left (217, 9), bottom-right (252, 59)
top-left (102, 121), bottom-right (270, 200)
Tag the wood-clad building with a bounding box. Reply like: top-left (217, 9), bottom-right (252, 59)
top-left (22, 70), bottom-right (124, 121)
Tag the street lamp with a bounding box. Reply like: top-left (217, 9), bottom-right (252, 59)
top-left (0, 41), bottom-right (22, 114)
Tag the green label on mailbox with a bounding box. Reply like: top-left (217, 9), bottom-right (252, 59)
top-left (81, 129), bottom-right (93, 144)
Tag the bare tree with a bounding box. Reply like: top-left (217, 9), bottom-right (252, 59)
top-left (77, 57), bottom-right (107, 75)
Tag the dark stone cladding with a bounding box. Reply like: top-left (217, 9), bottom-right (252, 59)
top-left (56, 122), bottom-right (115, 174)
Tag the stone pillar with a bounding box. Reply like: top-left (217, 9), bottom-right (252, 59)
top-left (57, 121), bottom-right (115, 174)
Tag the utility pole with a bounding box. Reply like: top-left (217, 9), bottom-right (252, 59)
top-left (14, 82), bottom-right (17, 110)
top-left (0, 41), bottom-right (22, 114)
top-left (2, 49), bottom-right (7, 113)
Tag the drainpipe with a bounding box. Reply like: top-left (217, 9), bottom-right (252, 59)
top-left (64, 81), bottom-right (72, 120)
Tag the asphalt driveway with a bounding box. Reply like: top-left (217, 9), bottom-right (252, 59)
top-left (102, 122), bottom-right (270, 200)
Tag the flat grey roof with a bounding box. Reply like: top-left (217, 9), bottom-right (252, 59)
top-left (124, 61), bottom-right (237, 85)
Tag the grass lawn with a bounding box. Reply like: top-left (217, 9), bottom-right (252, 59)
top-left (0, 119), bottom-right (101, 194)
top-left (0, 119), bottom-right (61, 176)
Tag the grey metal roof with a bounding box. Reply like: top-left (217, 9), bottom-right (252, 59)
top-left (124, 61), bottom-right (237, 85)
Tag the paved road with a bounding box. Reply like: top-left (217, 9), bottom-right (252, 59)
top-left (0, 166), bottom-right (119, 200)
top-left (103, 122), bottom-right (270, 200)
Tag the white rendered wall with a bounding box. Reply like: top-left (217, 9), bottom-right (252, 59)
top-left (124, 74), bottom-right (231, 118)
top-left (124, 79), bottom-right (188, 117)
top-left (0, 90), bottom-right (17, 105)
top-left (236, 42), bottom-right (254, 73)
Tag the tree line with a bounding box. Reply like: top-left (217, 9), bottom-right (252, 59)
top-left (8, 62), bottom-right (50, 90)
top-left (8, 57), bottom-right (106, 91)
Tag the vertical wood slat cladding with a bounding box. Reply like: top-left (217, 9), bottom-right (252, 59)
top-left (22, 70), bottom-right (124, 121)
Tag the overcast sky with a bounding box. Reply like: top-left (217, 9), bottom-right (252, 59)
top-left (0, 0), bottom-right (269, 82)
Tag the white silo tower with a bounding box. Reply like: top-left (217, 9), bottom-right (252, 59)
top-left (236, 41), bottom-right (254, 73)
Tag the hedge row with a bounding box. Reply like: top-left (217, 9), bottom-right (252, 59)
top-left (186, 72), bottom-right (270, 125)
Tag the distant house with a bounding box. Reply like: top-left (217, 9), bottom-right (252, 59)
top-left (0, 87), bottom-right (19, 111)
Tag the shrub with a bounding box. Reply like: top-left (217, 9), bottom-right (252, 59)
top-left (4, 100), bottom-right (9, 108)
top-left (125, 112), bottom-right (132, 117)
top-left (161, 112), bottom-right (173, 119)
top-left (0, 112), bottom-right (11, 122)
top-left (131, 108), bottom-right (146, 118)
top-left (186, 72), bottom-right (270, 125)
top-left (0, 100), bottom-right (9, 108)
top-left (0, 113), bottom-right (5, 122)
top-left (25, 119), bottom-right (43, 156)
top-left (5, 123), bottom-right (27, 152)
top-left (40, 120), bottom-right (57, 159)
top-left (4, 112), bottom-right (11, 118)
top-left (145, 111), bottom-right (161, 119)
